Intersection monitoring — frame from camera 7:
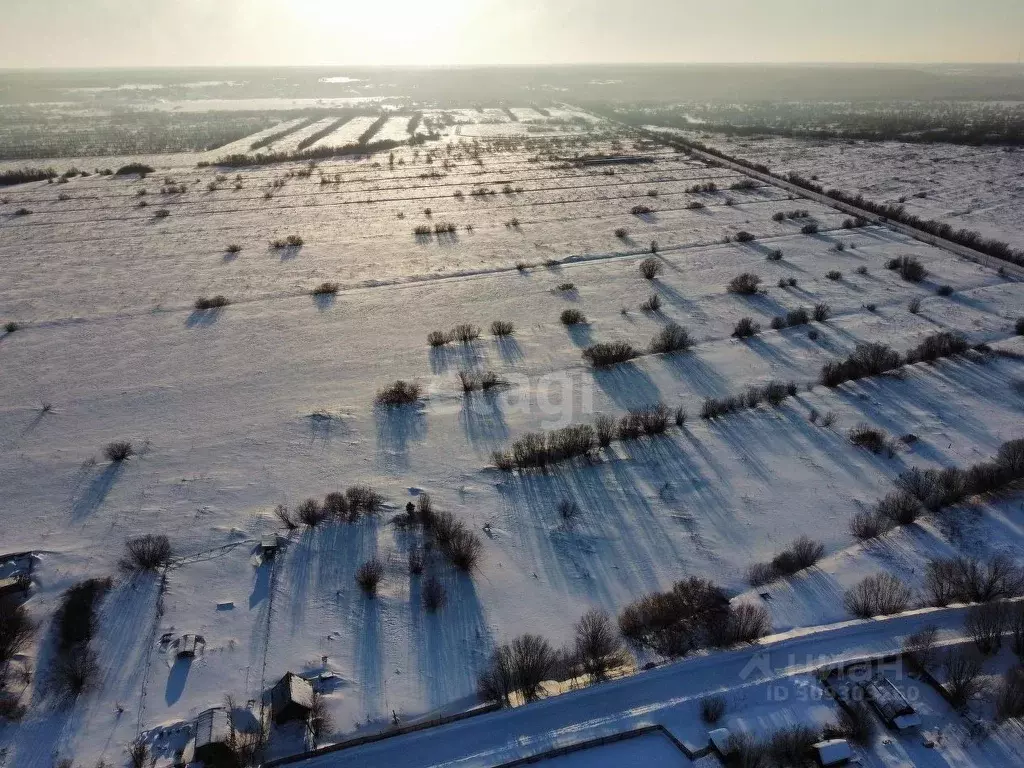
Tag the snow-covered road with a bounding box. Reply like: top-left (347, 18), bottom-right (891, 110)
top-left (283, 604), bottom-right (983, 767)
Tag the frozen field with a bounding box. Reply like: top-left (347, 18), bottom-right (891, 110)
top-left (646, 127), bottom-right (1024, 252)
top-left (2, 112), bottom-right (1024, 768)
top-left (306, 115), bottom-right (380, 150)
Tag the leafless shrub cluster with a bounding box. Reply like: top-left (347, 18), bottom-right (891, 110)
top-left (374, 380), bottom-right (422, 407)
top-left (727, 273), bottom-right (762, 295)
top-left (923, 553), bottom-right (1023, 606)
top-left (619, 577), bottom-right (768, 657)
top-left (649, 323), bottom-right (693, 354)
top-left (700, 380), bottom-right (798, 419)
top-left (492, 424), bottom-right (596, 470)
top-left (119, 534), bottom-right (172, 572)
top-left (747, 536), bottom-right (825, 585)
top-left (582, 342), bottom-right (639, 367)
top-left (886, 255), bottom-right (927, 282)
top-left (458, 370), bottom-right (505, 393)
top-left (638, 257), bottom-right (661, 279)
top-left (104, 440), bottom-right (134, 462)
top-left (848, 423), bottom-right (900, 457)
top-left (844, 573), bottom-right (914, 617)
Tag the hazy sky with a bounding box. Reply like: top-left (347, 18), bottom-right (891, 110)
top-left (1, 0), bottom-right (1022, 68)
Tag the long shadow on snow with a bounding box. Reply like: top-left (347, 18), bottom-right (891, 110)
top-left (592, 362), bottom-right (662, 411)
top-left (70, 462), bottom-right (124, 519)
top-left (429, 342), bottom-right (481, 374)
top-left (375, 405), bottom-right (427, 474)
top-left (660, 350), bottom-right (733, 398)
top-left (495, 336), bottom-right (525, 364)
top-left (353, 594), bottom-right (385, 719)
top-left (459, 391), bottom-right (509, 450)
top-left (415, 569), bottom-right (492, 711)
top-left (185, 308), bottom-right (224, 328)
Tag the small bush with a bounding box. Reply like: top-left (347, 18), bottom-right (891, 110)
top-left (322, 492), bottom-right (348, 520)
top-left (649, 322), bottom-right (693, 354)
top-left (54, 647), bottom-right (100, 697)
top-left (310, 282), bottom-right (339, 296)
top-left (734, 230), bottom-right (755, 242)
top-left (727, 273), bottom-right (762, 295)
top-left (574, 609), bottom-right (626, 680)
top-left (225, 244), bottom-right (242, 254)
top-left (3, 321), bottom-right (19, 333)
top-left (153, 209), bottom-right (170, 218)
top-left (104, 440), bottom-right (134, 462)
top-left (1016, 317), bottom-right (1024, 336)
top-left (886, 255), bottom-right (927, 282)
top-left (638, 257), bottom-right (661, 279)
top-left (640, 294), bottom-right (661, 312)
top-left (116, 163), bottom-right (154, 176)
top-left (908, 297), bottom-right (921, 314)
top-left (614, 227), bottom-right (628, 239)
top-left (120, 534), bottom-right (172, 572)
top-left (427, 330), bottom-right (449, 347)
top-left (451, 324), bottom-right (480, 343)
top-left (903, 625), bottom-right (940, 672)
top-left (594, 414), bottom-right (616, 447)
top-left (849, 423), bottom-right (897, 456)
top-left (582, 342), bottom-right (639, 367)
top-left (423, 575), bottom-right (446, 612)
top-left (700, 694), bottom-right (726, 724)
top-left (446, 528), bottom-right (482, 571)
top-left (560, 308), bottom-right (586, 325)
top-left (905, 331), bottom-right (968, 364)
top-left (686, 201), bottom-right (705, 210)
top-left (490, 320), bottom-right (515, 336)
top-left (732, 317), bottom-right (761, 338)
top-left (936, 284), bottom-right (954, 296)
top-left (478, 634), bottom-right (559, 704)
top-left (812, 302), bottom-right (831, 321)
top-left (826, 270), bottom-right (842, 281)
top-left (375, 380), bottom-right (421, 407)
top-left (820, 343), bottom-right (902, 387)
top-left (631, 204), bottom-right (652, 215)
top-left (844, 573), bottom-right (913, 617)
top-left (356, 558), bottom-right (385, 596)
top-left (194, 295), bottom-right (230, 310)
top-left (856, 265), bottom-right (868, 275)
top-left (296, 498), bottom-right (328, 527)
top-left (273, 504), bottom-right (297, 530)
top-left (556, 282), bottom-right (576, 292)
top-left (766, 249), bottom-right (783, 261)
top-left (747, 562), bottom-right (777, 587)
top-left (850, 510), bottom-right (890, 540)
top-left (875, 491), bottom-right (922, 525)
top-left (800, 223), bottom-right (819, 235)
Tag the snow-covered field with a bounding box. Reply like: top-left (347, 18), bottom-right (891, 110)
top-left (646, 127), bottom-right (1024, 252)
top-left (2, 111), bottom-right (1024, 768)
top-left (306, 116), bottom-right (379, 151)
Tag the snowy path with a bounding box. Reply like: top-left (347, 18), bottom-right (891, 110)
top-left (287, 604), bottom-right (982, 767)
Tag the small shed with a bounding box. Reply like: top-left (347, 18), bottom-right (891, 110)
top-left (177, 633), bottom-right (205, 659)
top-left (270, 672), bottom-right (314, 724)
top-left (813, 738), bottom-right (852, 766)
top-left (865, 678), bottom-right (920, 729)
top-left (193, 708), bottom-right (233, 766)
top-left (261, 534), bottom-right (279, 559)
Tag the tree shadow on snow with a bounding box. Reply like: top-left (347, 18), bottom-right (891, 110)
top-left (459, 391), bottom-right (509, 449)
top-left (375, 405), bottom-right (427, 474)
top-left (592, 362), bottom-right (661, 410)
top-left (165, 657), bottom-right (193, 705)
top-left (70, 461), bottom-right (124, 519)
top-left (185, 308), bottom-right (224, 328)
top-left (495, 336), bottom-right (524, 364)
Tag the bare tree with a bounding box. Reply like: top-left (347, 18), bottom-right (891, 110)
top-left (844, 573), bottom-right (914, 618)
top-left (478, 634), bottom-right (559, 705)
top-left (995, 666), bottom-right (1024, 721)
top-left (965, 602), bottom-right (1010, 655)
top-left (902, 625), bottom-right (940, 672)
top-left (573, 610), bottom-right (626, 681)
top-left (943, 650), bottom-right (984, 708)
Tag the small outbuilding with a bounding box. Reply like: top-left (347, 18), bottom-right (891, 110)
top-left (865, 678), bottom-right (921, 729)
top-left (813, 738), bottom-right (853, 766)
top-left (193, 707), bottom-right (233, 767)
top-left (270, 672), bottom-right (314, 724)
top-left (260, 534), bottom-right (279, 559)
top-left (176, 633), bottom-right (205, 659)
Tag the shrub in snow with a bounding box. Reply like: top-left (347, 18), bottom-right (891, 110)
top-left (638, 256), bottom-right (661, 279)
top-left (700, 694), bottom-right (725, 724)
top-left (844, 573), bottom-right (913, 617)
top-left (194, 295), bottom-right (230, 310)
top-left (345, 485), bottom-right (384, 516)
top-left (731, 316), bottom-right (761, 338)
top-left (560, 308), bottom-right (586, 325)
top-left (582, 342), bottom-right (638, 367)
top-left (767, 725), bottom-right (820, 768)
top-left (944, 649), bottom-right (984, 708)
top-left (649, 322), bottom-right (692, 354)
top-left (875, 490), bottom-right (922, 525)
top-left (490, 320), bottom-right (514, 336)
top-left (355, 558), bottom-right (385, 596)
top-left (886, 255), bottom-right (927, 282)
top-left (995, 666), bottom-right (1024, 721)
top-left (966, 601), bottom-right (1010, 655)
top-left (374, 380), bottom-right (421, 407)
top-left (614, 227), bottom-right (628, 239)
top-left (639, 294), bottom-right (661, 312)
top-left (902, 625), bottom-right (940, 673)
top-left (727, 273), bottom-right (762, 295)
top-left (310, 282), bottom-right (339, 296)
top-left (296, 498), bottom-right (328, 527)
top-left (120, 534), bottom-right (172, 572)
top-left (618, 576), bottom-right (730, 657)
top-left (104, 441), bottom-right (134, 462)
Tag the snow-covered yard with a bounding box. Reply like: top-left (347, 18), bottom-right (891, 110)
top-left (2, 111), bottom-right (1023, 767)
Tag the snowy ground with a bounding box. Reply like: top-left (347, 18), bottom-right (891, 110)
top-left (1, 110), bottom-right (1023, 768)
top-left (645, 126), bottom-right (1024, 252)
